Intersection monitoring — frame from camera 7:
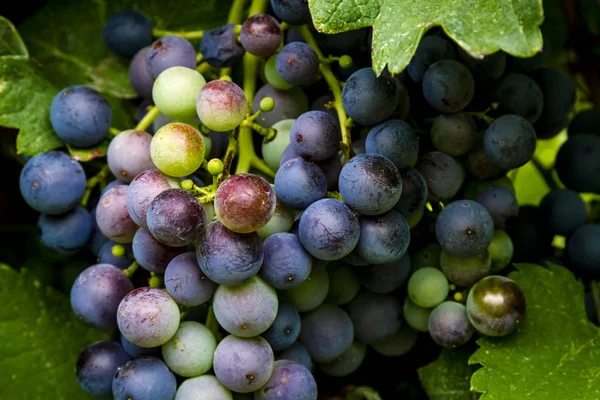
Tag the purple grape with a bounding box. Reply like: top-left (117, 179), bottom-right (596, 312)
top-left (76, 340), bottom-right (130, 397)
top-left (276, 341), bottom-right (313, 371)
top-left (96, 185), bottom-right (137, 243)
top-left (356, 210), bottom-right (410, 264)
top-left (103, 10), bottom-right (153, 57)
top-left (475, 186), bottom-right (519, 229)
top-left (129, 47), bottom-right (154, 99)
top-left (196, 221), bottom-right (263, 286)
top-left (275, 157), bottom-right (327, 210)
top-left (428, 301), bottom-right (474, 348)
top-left (394, 167), bottom-right (428, 218)
top-left (290, 111), bottom-right (341, 161)
top-left (164, 252), bottom-right (217, 306)
top-left (253, 84), bottom-right (309, 128)
top-left (259, 232), bottom-right (313, 289)
top-left (117, 287), bottom-right (180, 347)
top-left (315, 154), bottom-right (342, 191)
top-left (254, 360), bottom-right (317, 400)
top-left (70, 264), bottom-right (134, 330)
top-left (126, 169), bottom-right (179, 229)
top-left (213, 335), bottom-right (274, 393)
top-left (299, 304), bottom-right (354, 363)
top-left (120, 334), bottom-right (160, 358)
top-left (146, 188), bottom-right (205, 247)
top-left (132, 228), bottom-right (184, 273)
top-left (146, 35), bottom-right (196, 79)
top-left (107, 130), bottom-right (155, 183)
top-left (200, 24), bottom-right (245, 68)
top-left (240, 14), bottom-right (282, 58)
top-left (347, 292), bottom-right (402, 345)
top-left (112, 356), bottom-right (177, 400)
top-left (276, 42), bottom-right (319, 86)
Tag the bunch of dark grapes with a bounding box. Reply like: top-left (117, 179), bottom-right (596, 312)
top-left (19, 1), bottom-right (600, 399)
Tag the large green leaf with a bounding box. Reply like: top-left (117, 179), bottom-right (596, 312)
top-left (418, 347), bottom-right (477, 400)
top-left (309, 0), bottom-right (544, 74)
top-left (0, 16), bottom-right (27, 58)
top-left (0, 56), bottom-right (63, 156)
top-left (470, 263), bottom-right (600, 399)
top-left (0, 265), bottom-right (109, 399)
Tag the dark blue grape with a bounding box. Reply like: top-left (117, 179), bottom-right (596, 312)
top-left (50, 86), bottom-right (111, 147)
top-left (342, 67), bottom-right (400, 126)
top-left (407, 35), bottom-right (456, 83)
top-left (164, 252), bottom-right (217, 306)
top-left (315, 154), bottom-right (343, 191)
top-left (254, 360), bottom-right (317, 400)
top-left (357, 210), bottom-right (410, 264)
top-left (484, 115), bottom-right (537, 170)
top-left (356, 253), bottom-right (411, 294)
top-left (290, 111), bottom-right (341, 161)
top-left (38, 206), bottom-right (92, 254)
top-left (132, 228), bottom-right (184, 273)
top-left (430, 113), bottom-right (477, 156)
top-left (466, 147), bottom-right (508, 181)
top-left (112, 356), bottom-right (177, 400)
top-left (539, 189), bottom-right (587, 235)
top-left (147, 188), bottom-right (205, 247)
top-left (458, 49), bottom-right (506, 81)
top-left (76, 340), bottom-right (130, 397)
top-left (253, 84), bottom-right (309, 128)
top-left (103, 10), bottom-right (153, 57)
top-left (339, 153), bottom-right (402, 215)
top-left (270, 0), bottom-right (311, 25)
top-left (70, 264), bottom-right (134, 330)
top-left (475, 186), bottom-right (519, 229)
top-left (262, 301), bottom-right (301, 351)
top-left (490, 73), bottom-right (544, 123)
top-left (365, 119), bottom-right (419, 169)
top-left (428, 301), bottom-right (474, 348)
top-left (200, 24), bottom-right (245, 68)
top-left (416, 151), bottom-right (463, 202)
top-left (533, 68), bottom-right (575, 139)
top-left (299, 304), bottom-right (354, 363)
top-left (569, 109), bottom-right (600, 136)
top-left (129, 47), bottom-right (154, 99)
top-left (280, 144), bottom-right (301, 165)
top-left (146, 36), bottom-right (196, 79)
top-left (240, 14), bottom-right (282, 58)
top-left (196, 220), bottom-right (263, 286)
top-left (276, 341), bottom-right (313, 371)
top-left (298, 198), bottom-right (360, 261)
top-left (276, 42), bottom-right (319, 86)
top-left (347, 292), bottom-right (402, 345)
top-left (275, 158), bottom-right (327, 210)
top-left (120, 334), bottom-right (160, 358)
top-left (260, 232), bottom-right (313, 289)
top-left (567, 225), bottom-right (600, 277)
top-left (422, 60), bottom-right (474, 113)
top-left (436, 200), bottom-right (494, 258)
top-left (555, 134), bottom-right (600, 193)
top-left (394, 168), bottom-right (428, 218)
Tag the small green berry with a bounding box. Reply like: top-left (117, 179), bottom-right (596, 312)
top-left (149, 275), bottom-right (163, 288)
top-left (208, 158), bottom-right (224, 176)
top-left (111, 244), bottom-right (125, 258)
top-left (260, 97), bottom-right (275, 112)
top-left (339, 55), bottom-right (353, 69)
top-left (181, 179), bottom-right (194, 190)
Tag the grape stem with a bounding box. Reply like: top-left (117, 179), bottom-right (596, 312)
top-left (196, 53), bottom-right (204, 64)
top-left (205, 304), bottom-right (222, 341)
top-left (297, 25), bottom-right (352, 164)
top-left (530, 156), bottom-right (559, 191)
top-left (152, 28), bottom-right (204, 39)
top-left (134, 105), bottom-right (161, 132)
top-left (326, 191), bottom-right (343, 201)
top-left (123, 261), bottom-right (139, 279)
top-left (80, 165), bottom-right (111, 206)
top-left (108, 127), bottom-right (121, 136)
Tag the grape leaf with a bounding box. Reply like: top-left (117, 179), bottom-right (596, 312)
top-left (0, 56), bottom-right (63, 156)
top-left (17, 0), bottom-right (232, 99)
top-left (0, 265), bottom-right (109, 399)
top-left (470, 263), bottom-right (600, 399)
top-left (418, 347), bottom-right (477, 400)
top-left (0, 16), bottom-right (27, 58)
top-left (308, 0), bottom-right (544, 74)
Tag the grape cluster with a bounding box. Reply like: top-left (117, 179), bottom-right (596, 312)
top-left (18, 0), bottom-right (600, 398)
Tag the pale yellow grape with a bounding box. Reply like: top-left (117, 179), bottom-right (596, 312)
top-left (150, 122), bottom-right (205, 177)
top-left (153, 66), bottom-right (206, 120)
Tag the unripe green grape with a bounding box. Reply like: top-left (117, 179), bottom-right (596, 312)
top-left (208, 158), bottom-right (224, 175)
top-left (162, 321), bottom-right (217, 377)
top-left (151, 122), bottom-right (205, 177)
top-left (197, 80), bottom-right (247, 132)
top-left (257, 198), bottom-right (295, 239)
top-left (440, 250), bottom-right (491, 287)
top-left (411, 243), bottom-right (442, 271)
top-left (153, 66), bottom-right (206, 120)
top-left (407, 267), bottom-right (449, 308)
top-left (265, 54), bottom-right (294, 90)
top-left (488, 229), bottom-right (514, 273)
top-left (403, 297), bottom-right (432, 332)
top-left (262, 118), bottom-right (294, 172)
top-left (285, 267), bottom-right (330, 312)
top-left (406, 206), bottom-right (424, 229)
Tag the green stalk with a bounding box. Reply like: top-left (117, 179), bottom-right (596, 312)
top-left (80, 165), bottom-right (111, 207)
top-left (134, 106), bottom-right (161, 132)
top-left (152, 28), bottom-right (204, 39)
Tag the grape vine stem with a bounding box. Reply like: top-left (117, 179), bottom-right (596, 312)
top-left (152, 28), bottom-right (204, 39)
top-left (135, 106), bottom-right (161, 132)
top-left (80, 165), bottom-right (111, 206)
top-left (297, 25), bottom-right (351, 164)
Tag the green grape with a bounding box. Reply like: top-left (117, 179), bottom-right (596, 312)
top-left (260, 96), bottom-right (275, 112)
top-left (403, 297), bottom-right (432, 332)
top-left (197, 80), bottom-right (247, 132)
top-left (325, 263), bottom-right (360, 305)
top-left (285, 266), bottom-right (330, 312)
top-left (262, 118), bottom-right (294, 172)
top-left (488, 229), bottom-right (514, 273)
top-left (208, 158), bottom-right (224, 175)
top-left (440, 250), bottom-right (491, 287)
top-left (150, 122), bottom-right (205, 177)
top-left (265, 54), bottom-right (294, 90)
top-left (162, 321), bottom-right (217, 377)
top-left (411, 243), bottom-right (442, 270)
top-left (257, 196), bottom-right (295, 239)
top-left (152, 66), bottom-right (206, 120)
top-left (407, 267), bottom-right (449, 308)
